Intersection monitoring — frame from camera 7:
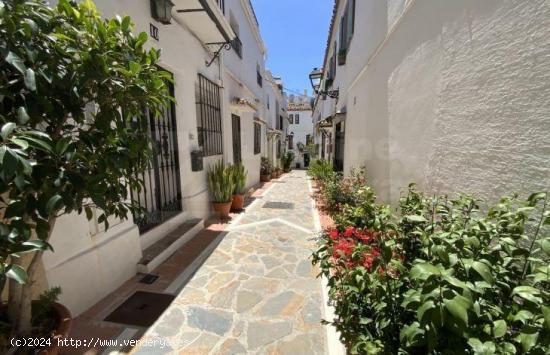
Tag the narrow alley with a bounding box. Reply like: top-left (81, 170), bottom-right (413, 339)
top-left (132, 170), bottom-right (328, 354)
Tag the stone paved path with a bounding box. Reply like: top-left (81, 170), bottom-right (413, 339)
top-left (133, 170), bottom-right (327, 354)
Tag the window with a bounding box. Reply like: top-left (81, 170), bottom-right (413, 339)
top-left (267, 95), bottom-right (270, 110)
top-left (289, 114), bottom-right (294, 124)
top-left (257, 64), bottom-right (263, 87)
top-left (276, 139), bottom-right (281, 158)
top-left (196, 74), bottom-right (223, 156)
top-left (295, 114), bottom-right (300, 124)
top-left (232, 37), bottom-right (242, 59)
top-left (339, 0), bottom-right (355, 53)
top-left (254, 122), bottom-right (261, 155)
top-left (288, 135), bottom-right (294, 149)
top-left (230, 12), bottom-right (242, 58)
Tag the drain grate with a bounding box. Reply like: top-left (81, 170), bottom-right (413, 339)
top-left (262, 201), bottom-right (295, 210)
top-left (139, 274), bottom-right (159, 284)
top-left (104, 291), bottom-right (175, 327)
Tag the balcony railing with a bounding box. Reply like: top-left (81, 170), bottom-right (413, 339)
top-left (232, 36), bottom-right (242, 59)
top-left (215, 0), bottom-right (225, 14)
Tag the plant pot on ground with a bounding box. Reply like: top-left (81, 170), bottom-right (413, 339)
top-left (230, 163), bottom-right (247, 212)
top-left (1, 288), bottom-right (71, 355)
top-left (208, 160), bottom-right (235, 219)
top-left (260, 157), bottom-right (272, 182)
top-left (281, 152), bottom-right (294, 173)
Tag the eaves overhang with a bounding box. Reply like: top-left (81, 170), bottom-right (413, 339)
top-left (173, 0), bottom-right (236, 44)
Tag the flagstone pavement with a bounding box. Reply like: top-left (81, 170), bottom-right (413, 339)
top-left (132, 170), bottom-right (328, 354)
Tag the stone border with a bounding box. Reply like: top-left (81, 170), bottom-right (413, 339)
top-left (308, 177), bottom-right (347, 355)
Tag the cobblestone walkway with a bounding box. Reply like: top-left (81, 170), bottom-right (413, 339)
top-left (133, 170), bottom-right (327, 354)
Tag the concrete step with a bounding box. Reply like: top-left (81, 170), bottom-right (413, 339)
top-left (138, 218), bottom-right (204, 273)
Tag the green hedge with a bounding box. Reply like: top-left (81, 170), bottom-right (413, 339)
top-left (312, 171), bottom-right (550, 354)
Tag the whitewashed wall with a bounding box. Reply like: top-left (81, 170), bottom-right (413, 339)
top-left (335, 0), bottom-right (550, 203)
top-left (43, 0), bottom-right (224, 315)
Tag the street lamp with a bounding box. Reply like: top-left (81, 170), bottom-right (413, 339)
top-left (308, 68), bottom-right (323, 94)
top-left (309, 67), bottom-right (339, 99)
top-left (150, 0), bottom-right (175, 24)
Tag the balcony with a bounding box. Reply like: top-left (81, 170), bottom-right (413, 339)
top-left (172, 0), bottom-right (235, 44)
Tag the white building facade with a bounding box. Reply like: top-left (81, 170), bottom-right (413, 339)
top-left (41, 0), bottom-right (287, 316)
top-left (287, 94), bottom-right (314, 169)
top-left (312, 0), bottom-right (550, 203)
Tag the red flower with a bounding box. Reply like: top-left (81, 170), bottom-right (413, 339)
top-left (333, 239), bottom-right (355, 260)
top-left (362, 256), bottom-right (374, 270)
top-left (329, 229), bottom-right (339, 241)
top-left (344, 227), bottom-right (355, 238)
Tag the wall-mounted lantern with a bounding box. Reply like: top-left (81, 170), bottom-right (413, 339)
top-left (309, 67), bottom-right (339, 99)
top-left (308, 68), bottom-right (323, 94)
top-left (150, 0), bottom-right (175, 25)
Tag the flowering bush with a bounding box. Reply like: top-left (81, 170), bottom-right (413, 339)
top-left (313, 179), bottom-right (550, 354)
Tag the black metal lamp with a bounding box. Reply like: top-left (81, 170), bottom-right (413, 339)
top-left (150, 0), bottom-right (175, 24)
top-left (309, 67), bottom-right (339, 99)
top-left (308, 68), bottom-right (323, 94)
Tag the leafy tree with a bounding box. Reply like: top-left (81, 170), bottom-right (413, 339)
top-left (0, 0), bottom-right (172, 337)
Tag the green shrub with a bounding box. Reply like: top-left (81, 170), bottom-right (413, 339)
top-left (307, 159), bottom-right (333, 181)
top-left (313, 180), bottom-right (550, 354)
top-left (207, 160), bottom-right (234, 203)
top-left (260, 157), bottom-right (272, 175)
top-left (281, 151), bottom-right (295, 172)
top-left (230, 163), bottom-right (247, 195)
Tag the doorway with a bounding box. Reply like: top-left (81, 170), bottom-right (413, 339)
top-left (232, 114), bottom-right (242, 164)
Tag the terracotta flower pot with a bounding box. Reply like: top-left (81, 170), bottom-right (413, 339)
top-left (38, 303), bottom-right (72, 355)
top-left (212, 201), bottom-right (232, 218)
top-left (260, 174), bottom-right (271, 182)
top-left (271, 172), bottom-right (277, 179)
top-left (231, 194), bottom-right (245, 211)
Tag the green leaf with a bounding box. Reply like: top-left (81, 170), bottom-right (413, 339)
top-left (24, 68), bottom-right (36, 91)
top-left (516, 326), bottom-right (538, 353)
top-left (444, 295), bottom-right (470, 325)
top-left (410, 263), bottom-right (440, 280)
top-left (541, 239), bottom-right (550, 255)
top-left (5, 51), bottom-right (26, 74)
top-left (512, 310), bottom-right (533, 324)
top-left (511, 286), bottom-right (542, 304)
top-left (45, 195), bottom-right (63, 214)
top-left (468, 338), bottom-right (496, 355)
top-left (417, 300), bottom-right (435, 323)
top-left (472, 261), bottom-right (493, 284)
top-left (22, 240), bottom-right (52, 251)
top-left (405, 215), bottom-right (427, 223)
top-left (1, 122), bottom-right (16, 140)
top-left (541, 305), bottom-right (550, 331)
top-left (85, 206), bottom-right (94, 220)
top-left (6, 264), bottom-right (28, 284)
top-left (493, 319), bottom-right (507, 338)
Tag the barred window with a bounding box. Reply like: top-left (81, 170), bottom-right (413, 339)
top-left (289, 114), bottom-right (294, 124)
top-left (295, 114), bottom-right (300, 124)
top-left (254, 122), bottom-right (261, 155)
top-left (196, 74), bottom-right (223, 156)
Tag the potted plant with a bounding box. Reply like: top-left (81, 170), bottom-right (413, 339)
top-left (338, 48), bottom-right (347, 65)
top-left (260, 157), bottom-right (271, 182)
top-left (208, 160), bottom-right (234, 219)
top-left (230, 163), bottom-right (247, 211)
top-left (281, 151), bottom-right (295, 173)
top-left (0, 1), bottom-right (172, 351)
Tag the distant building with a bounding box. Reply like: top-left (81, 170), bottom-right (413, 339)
top-left (287, 92), bottom-right (314, 168)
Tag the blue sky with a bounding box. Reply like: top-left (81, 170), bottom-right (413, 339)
top-left (251, 0), bottom-right (333, 97)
